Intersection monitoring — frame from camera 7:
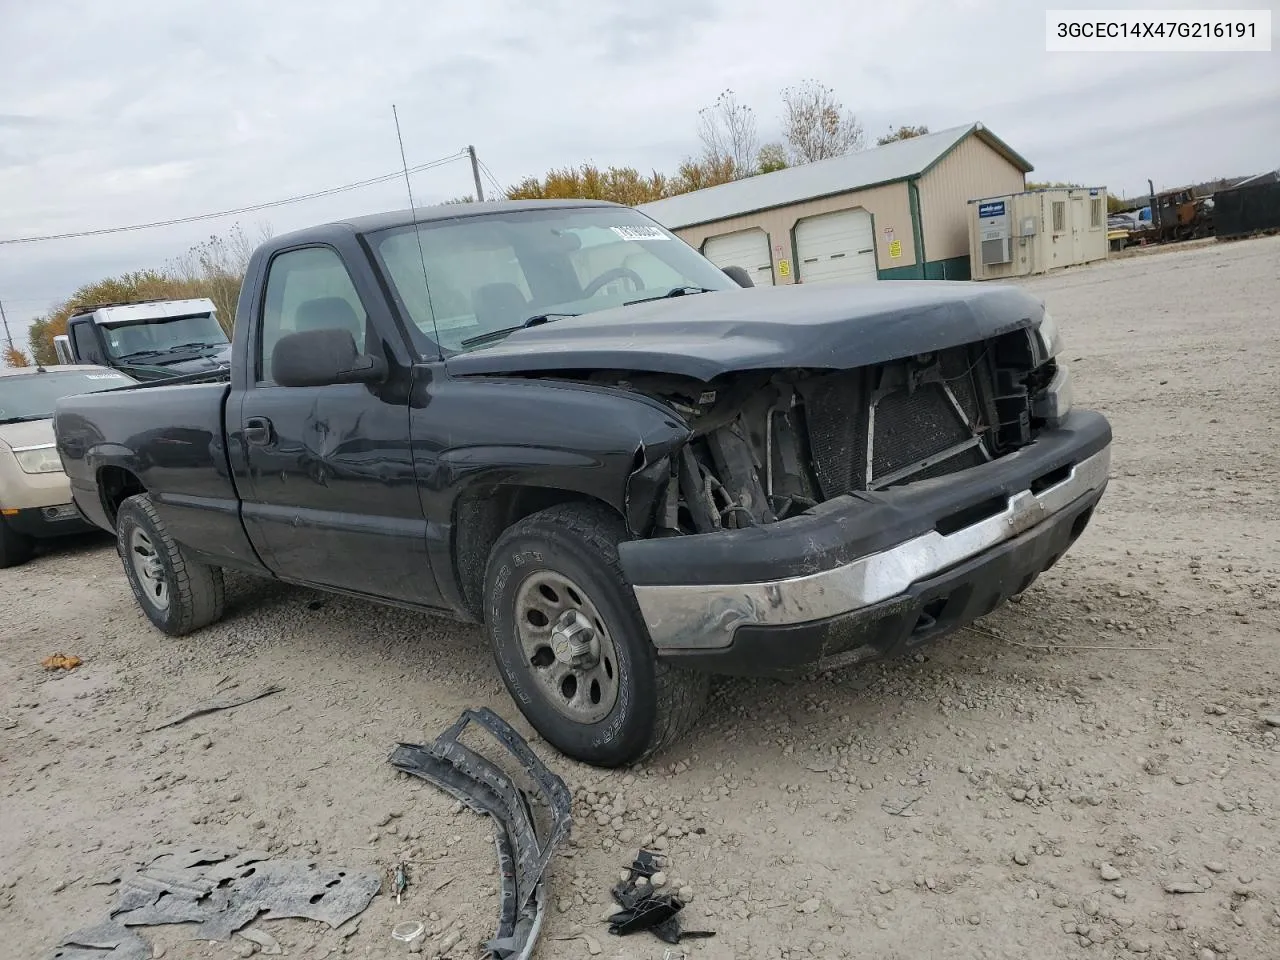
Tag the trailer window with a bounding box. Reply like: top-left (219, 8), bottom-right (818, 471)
top-left (1090, 198), bottom-right (1103, 229)
top-left (1052, 201), bottom-right (1066, 234)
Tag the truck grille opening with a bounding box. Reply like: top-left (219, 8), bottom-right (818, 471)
top-left (638, 329), bottom-right (1046, 536)
top-left (803, 345), bottom-right (1000, 497)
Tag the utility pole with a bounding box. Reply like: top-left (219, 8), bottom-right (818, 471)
top-left (0, 295), bottom-right (13, 351)
top-left (467, 145), bottom-right (485, 202)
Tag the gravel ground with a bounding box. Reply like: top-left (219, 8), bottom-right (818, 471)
top-left (3, 235), bottom-right (1279, 960)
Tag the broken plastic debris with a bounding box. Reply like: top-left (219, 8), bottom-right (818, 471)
top-left (51, 920), bottom-right (149, 960)
top-left (41, 653), bottom-right (82, 672)
top-left (147, 683), bottom-right (283, 731)
top-left (605, 849), bottom-right (715, 945)
top-left (392, 861), bottom-right (408, 904)
top-left (235, 927), bottom-right (282, 955)
top-left (388, 707), bottom-right (572, 960)
top-left (110, 847), bottom-right (380, 940)
top-left (49, 846), bottom-right (380, 958)
top-left (391, 921), bottom-right (426, 943)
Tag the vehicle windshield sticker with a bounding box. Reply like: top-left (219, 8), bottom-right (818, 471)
top-left (85, 373), bottom-right (127, 379)
top-left (610, 225), bottom-right (668, 242)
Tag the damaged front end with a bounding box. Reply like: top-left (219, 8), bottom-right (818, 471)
top-left (612, 321), bottom-right (1072, 537)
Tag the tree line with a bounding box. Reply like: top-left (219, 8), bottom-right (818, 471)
top-left (503, 81), bottom-right (928, 204)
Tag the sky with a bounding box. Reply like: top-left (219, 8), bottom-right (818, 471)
top-left (1, 0), bottom-right (1277, 351)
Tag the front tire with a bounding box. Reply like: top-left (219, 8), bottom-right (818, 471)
top-left (0, 520), bottom-right (35, 568)
top-left (116, 493), bottom-right (225, 636)
top-left (483, 503), bottom-right (709, 768)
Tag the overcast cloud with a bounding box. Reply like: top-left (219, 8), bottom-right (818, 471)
top-left (1, 0), bottom-right (1276, 348)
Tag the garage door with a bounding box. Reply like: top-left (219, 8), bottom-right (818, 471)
top-left (795, 209), bottom-right (877, 284)
top-left (702, 229), bottom-right (774, 286)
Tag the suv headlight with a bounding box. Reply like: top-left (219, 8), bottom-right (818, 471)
top-left (12, 443), bottom-right (63, 475)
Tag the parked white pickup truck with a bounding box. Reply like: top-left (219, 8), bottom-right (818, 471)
top-left (53, 298), bottom-right (230, 381)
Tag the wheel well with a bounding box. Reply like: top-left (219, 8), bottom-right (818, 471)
top-left (453, 486), bottom-right (621, 618)
top-left (98, 466), bottom-right (145, 528)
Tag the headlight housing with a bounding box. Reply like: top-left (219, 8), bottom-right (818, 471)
top-left (1034, 310), bottom-right (1064, 362)
top-left (1031, 362), bottom-right (1073, 425)
top-left (1030, 311), bottom-right (1072, 425)
top-left (12, 443), bottom-right (63, 475)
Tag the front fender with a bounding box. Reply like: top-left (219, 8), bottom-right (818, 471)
top-left (423, 374), bottom-right (693, 536)
top-left (438, 408), bottom-right (691, 536)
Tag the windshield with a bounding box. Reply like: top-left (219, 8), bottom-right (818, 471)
top-left (371, 206), bottom-right (738, 354)
top-left (102, 312), bottom-right (229, 361)
top-left (0, 370), bottom-right (135, 423)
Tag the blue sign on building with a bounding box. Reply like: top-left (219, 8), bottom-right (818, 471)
top-left (978, 200), bottom-right (1006, 219)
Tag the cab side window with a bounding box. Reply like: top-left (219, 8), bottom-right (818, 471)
top-left (258, 247), bottom-right (368, 383)
top-left (71, 322), bottom-right (104, 364)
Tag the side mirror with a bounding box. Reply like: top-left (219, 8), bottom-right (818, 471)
top-left (271, 328), bottom-right (387, 387)
top-left (722, 265), bottom-right (755, 288)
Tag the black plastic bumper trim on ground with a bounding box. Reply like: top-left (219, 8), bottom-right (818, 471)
top-left (658, 484), bottom-right (1104, 679)
top-left (387, 708), bottom-right (573, 960)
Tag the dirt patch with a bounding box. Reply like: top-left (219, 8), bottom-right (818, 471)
top-left (3, 235), bottom-right (1279, 960)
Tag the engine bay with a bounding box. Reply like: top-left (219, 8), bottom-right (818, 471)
top-left (587, 327), bottom-right (1060, 535)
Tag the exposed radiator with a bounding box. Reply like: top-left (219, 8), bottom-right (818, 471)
top-left (802, 346), bottom-right (995, 497)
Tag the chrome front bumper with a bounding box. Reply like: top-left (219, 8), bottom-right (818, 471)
top-left (631, 444), bottom-right (1111, 651)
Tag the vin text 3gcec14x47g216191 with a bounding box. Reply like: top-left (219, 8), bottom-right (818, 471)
top-left (55, 199), bottom-right (1110, 767)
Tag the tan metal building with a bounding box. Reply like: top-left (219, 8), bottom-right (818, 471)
top-left (637, 122), bottom-right (1032, 284)
top-left (969, 187), bottom-right (1110, 280)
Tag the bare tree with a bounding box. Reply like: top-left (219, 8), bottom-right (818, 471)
top-left (166, 221), bottom-right (274, 332)
top-left (697, 89), bottom-right (759, 178)
top-left (779, 80), bottom-right (865, 164)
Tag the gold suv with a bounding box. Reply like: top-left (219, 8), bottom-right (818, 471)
top-left (0, 364), bottom-right (136, 567)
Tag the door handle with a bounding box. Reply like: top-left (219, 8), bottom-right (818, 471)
top-left (243, 417), bottom-right (274, 446)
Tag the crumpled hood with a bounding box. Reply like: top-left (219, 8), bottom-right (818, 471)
top-left (445, 281), bottom-right (1046, 382)
top-left (0, 417), bottom-right (54, 451)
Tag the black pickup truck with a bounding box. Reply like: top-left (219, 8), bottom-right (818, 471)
top-left (55, 199), bottom-right (1111, 767)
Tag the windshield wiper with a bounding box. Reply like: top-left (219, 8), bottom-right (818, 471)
top-left (0, 414), bottom-right (51, 425)
top-left (624, 285), bottom-right (715, 306)
top-left (115, 350), bottom-right (169, 361)
top-left (166, 341), bottom-right (225, 352)
top-left (460, 312), bottom-right (579, 349)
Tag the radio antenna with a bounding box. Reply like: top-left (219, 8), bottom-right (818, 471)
top-left (392, 104), bottom-right (442, 356)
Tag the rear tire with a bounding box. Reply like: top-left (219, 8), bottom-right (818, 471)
top-left (483, 502), bottom-right (709, 768)
top-left (0, 521), bottom-right (35, 568)
top-left (116, 493), bottom-right (225, 636)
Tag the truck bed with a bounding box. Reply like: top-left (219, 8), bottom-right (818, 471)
top-left (55, 380), bottom-right (265, 572)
